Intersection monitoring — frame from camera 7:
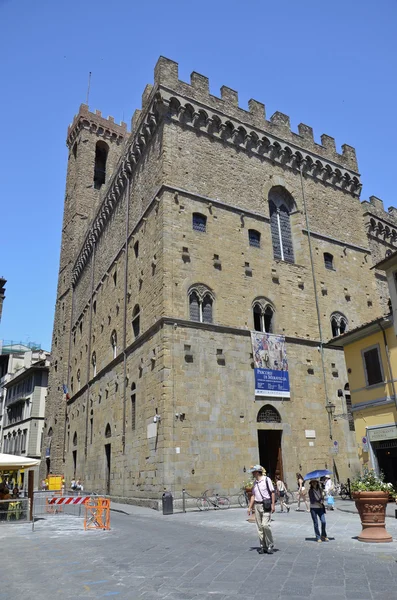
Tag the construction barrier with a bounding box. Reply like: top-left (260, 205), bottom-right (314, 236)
top-left (48, 496), bottom-right (90, 506)
top-left (84, 497), bottom-right (111, 531)
top-left (45, 490), bottom-right (64, 514)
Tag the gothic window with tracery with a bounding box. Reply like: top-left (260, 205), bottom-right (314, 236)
top-left (268, 187), bottom-right (295, 263)
top-left (331, 312), bottom-right (348, 337)
top-left (253, 299), bottom-right (275, 333)
top-left (188, 285), bottom-right (214, 323)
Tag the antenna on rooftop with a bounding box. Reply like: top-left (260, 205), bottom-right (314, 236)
top-left (86, 71), bottom-right (92, 105)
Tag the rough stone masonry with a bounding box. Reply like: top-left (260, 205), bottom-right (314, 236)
top-left (41, 57), bottom-right (397, 506)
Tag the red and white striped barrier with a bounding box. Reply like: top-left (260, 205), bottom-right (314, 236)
top-left (48, 496), bottom-right (91, 506)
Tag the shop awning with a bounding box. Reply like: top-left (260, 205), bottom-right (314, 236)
top-left (0, 453), bottom-right (40, 470)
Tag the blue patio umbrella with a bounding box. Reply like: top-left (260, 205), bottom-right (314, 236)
top-left (304, 469), bottom-right (333, 481)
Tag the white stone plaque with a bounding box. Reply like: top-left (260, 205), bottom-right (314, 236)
top-left (305, 430), bottom-right (316, 439)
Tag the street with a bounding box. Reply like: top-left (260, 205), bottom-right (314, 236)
top-left (1, 503), bottom-right (396, 599)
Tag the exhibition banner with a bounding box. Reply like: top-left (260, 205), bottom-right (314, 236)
top-left (250, 332), bottom-right (290, 397)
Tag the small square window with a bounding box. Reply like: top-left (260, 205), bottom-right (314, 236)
top-left (192, 213), bottom-right (207, 232)
top-left (248, 229), bottom-right (261, 248)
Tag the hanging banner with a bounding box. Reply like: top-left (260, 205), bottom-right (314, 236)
top-left (251, 332), bottom-right (290, 397)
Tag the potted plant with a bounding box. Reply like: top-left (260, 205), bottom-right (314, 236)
top-left (351, 469), bottom-right (394, 543)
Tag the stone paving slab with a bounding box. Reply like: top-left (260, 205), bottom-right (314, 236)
top-left (0, 506), bottom-right (396, 599)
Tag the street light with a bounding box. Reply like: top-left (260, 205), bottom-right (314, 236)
top-left (325, 403), bottom-right (336, 417)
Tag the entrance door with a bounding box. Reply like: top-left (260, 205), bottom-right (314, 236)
top-left (258, 430), bottom-right (283, 481)
top-left (375, 446), bottom-right (397, 487)
top-left (105, 443), bottom-right (111, 495)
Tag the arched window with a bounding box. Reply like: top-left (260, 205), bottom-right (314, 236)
top-left (324, 253), bottom-right (334, 270)
top-left (192, 213), bottom-right (207, 233)
top-left (188, 285), bottom-right (214, 323)
top-left (92, 352), bottom-right (97, 377)
top-left (132, 305), bottom-right (140, 338)
top-left (105, 423), bottom-right (111, 438)
top-left (73, 432), bottom-right (77, 446)
top-left (249, 229), bottom-right (261, 248)
top-left (134, 240), bottom-right (139, 258)
top-left (331, 312), bottom-right (348, 337)
top-left (77, 369), bottom-right (81, 391)
top-left (257, 405), bottom-right (281, 423)
top-left (252, 299), bottom-right (275, 333)
top-left (94, 141), bottom-right (109, 189)
top-left (268, 187), bottom-right (295, 263)
top-left (131, 383), bottom-right (136, 431)
top-left (111, 330), bottom-right (117, 359)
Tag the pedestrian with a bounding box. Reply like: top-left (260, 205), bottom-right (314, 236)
top-left (71, 478), bottom-right (77, 490)
top-left (76, 479), bottom-right (84, 492)
top-left (247, 465), bottom-right (276, 554)
top-left (296, 472), bottom-right (310, 512)
top-left (308, 479), bottom-right (328, 542)
top-left (324, 475), bottom-right (334, 510)
top-left (275, 474), bottom-right (290, 512)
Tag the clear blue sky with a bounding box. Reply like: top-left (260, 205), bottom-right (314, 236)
top-left (1, 0), bottom-right (396, 351)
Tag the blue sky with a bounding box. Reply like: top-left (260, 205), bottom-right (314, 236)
top-left (1, 0), bottom-right (396, 351)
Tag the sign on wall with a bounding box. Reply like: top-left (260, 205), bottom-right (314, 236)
top-left (251, 332), bottom-right (290, 398)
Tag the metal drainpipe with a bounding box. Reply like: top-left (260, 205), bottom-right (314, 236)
top-left (299, 164), bottom-right (333, 439)
top-left (62, 283), bottom-right (75, 463)
top-left (378, 321), bottom-right (397, 412)
top-left (122, 177), bottom-right (131, 455)
top-left (84, 243), bottom-right (96, 458)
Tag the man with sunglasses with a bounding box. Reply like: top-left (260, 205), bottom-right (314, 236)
top-left (247, 465), bottom-right (276, 554)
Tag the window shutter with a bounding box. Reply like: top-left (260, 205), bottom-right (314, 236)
top-left (202, 295), bottom-right (213, 323)
top-left (364, 348), bottom-right (383, 386)
top-left (269, 201), bottom-right (282, 260)
top-left (189, 293), bottom-right (200, 321)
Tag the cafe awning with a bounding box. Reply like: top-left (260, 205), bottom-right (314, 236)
top-left (0, 453), bottom-right (40, 470)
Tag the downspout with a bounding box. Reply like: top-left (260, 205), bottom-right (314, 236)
top-left (378, 321), bottom-right (397, 412)
top-left (122, 177), bottom-right (131, 455)
top-left (84, 243), bottom-right (96, 458)
top-left (299, 164), bottom-right (333, 439)
top-left (63, 283), bottom-right (75, 463)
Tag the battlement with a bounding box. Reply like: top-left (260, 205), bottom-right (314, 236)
top-left (362, 195), bottom-right (397, 227)
top-left (149, 56), bottom-right (358, 172)
top-left (67, 104), bottom-right (128, 148)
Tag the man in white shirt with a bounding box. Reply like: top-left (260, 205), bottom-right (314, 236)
top-left (248, 465), bottom-right (276, 554)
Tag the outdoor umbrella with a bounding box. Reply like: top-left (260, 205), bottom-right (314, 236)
top-left (303, 469), bottom-right (332, 481)
top-left (0, 453), bottom-right (40, 471)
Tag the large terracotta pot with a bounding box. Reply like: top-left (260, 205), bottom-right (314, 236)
top-left (353, 491), bottom-right (392, 543)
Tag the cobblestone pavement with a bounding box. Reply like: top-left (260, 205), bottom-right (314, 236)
top-left (1, 504), bottom-right (397, 599)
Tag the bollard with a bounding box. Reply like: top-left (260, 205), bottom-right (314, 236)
top-left (395, 508), bottom-right (397, 519)
top-left (162, 492), bottom-right (173, 515)
top-left (182, 489), bottom-right (186, 514)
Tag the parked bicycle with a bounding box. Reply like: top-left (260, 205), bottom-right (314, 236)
top-left (336, 482), bottom-right (350, 500)
top-left (238, 488), bottom-right (250, 508)
top-left (197, 489), bottom-right (230, 510)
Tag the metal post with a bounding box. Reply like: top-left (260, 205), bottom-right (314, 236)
top-left (347, 478), bottom-right (351, 500)
top-left (28, 470), bottom-right (34, 521)
top-left (182, 489), bottom-right (186, 513)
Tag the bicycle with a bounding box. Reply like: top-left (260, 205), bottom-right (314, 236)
top-left (238, 488), bottom-right (250, 508)
top-left (196, 489), bottom-right (230, 510)
top-left (338, 482), bottom-right (350, 500)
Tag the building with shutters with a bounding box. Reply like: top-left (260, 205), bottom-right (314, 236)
top-left (332, 250), bottom-right (397, 487)
top-left (42, 57), bottom-right (397, 505)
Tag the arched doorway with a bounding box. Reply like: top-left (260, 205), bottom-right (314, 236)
top-left (257, 405), bottom-right (283, 480)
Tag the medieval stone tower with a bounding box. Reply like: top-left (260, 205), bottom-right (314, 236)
top-left (42, 57), bottom-right (395, 503)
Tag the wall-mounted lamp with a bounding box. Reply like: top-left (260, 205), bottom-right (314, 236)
top-left (153, 415), bottom-right (161, 424)
top-left (325, 403), bottom-right (336, 417)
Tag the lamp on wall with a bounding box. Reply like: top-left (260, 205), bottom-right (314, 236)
top-left (325, 403), bottom-right (336, 417)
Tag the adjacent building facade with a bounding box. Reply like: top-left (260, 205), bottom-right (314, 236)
top-left (43, 58), bottom-right (397, 503)
top-left (0, 345), bottom-right (49, 488)
top-left (332, 252), bottom-right (397, 487)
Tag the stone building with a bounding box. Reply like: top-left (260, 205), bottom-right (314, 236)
top-left (42, 57), bottom-right (397, 504)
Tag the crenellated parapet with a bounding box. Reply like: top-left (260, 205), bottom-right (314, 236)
top-left (362, 196), bottom-right (397, 248)
top-left (71, 57), bottom-right (362, 286)
top-left (67, 104), bottom-right (128, 148)
top-left (152, 56), bottom-right (359, 173)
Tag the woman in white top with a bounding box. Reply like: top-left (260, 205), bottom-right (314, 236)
top-left (296, 473), bottom-right (310, 512)
top-left (275, 474), bottom-right (290, 512)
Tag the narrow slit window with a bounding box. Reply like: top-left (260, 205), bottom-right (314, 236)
top-left (132, 305), bottom-right (140, 338)
top-left (324, 253), bottom-right (334, 270)
top-left (93, 141), bottom-right (109, 190)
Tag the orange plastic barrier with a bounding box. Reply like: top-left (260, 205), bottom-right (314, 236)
top-left (84, 497), bottom-right (110, 531)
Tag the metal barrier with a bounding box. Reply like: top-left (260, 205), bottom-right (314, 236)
top-left (32, 491), bottom-right (110, 532)
top-left (0, 498), bottom-right (30, 524)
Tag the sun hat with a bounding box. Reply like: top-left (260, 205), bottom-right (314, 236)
top-left (249, 465), bottom-right (264, 473)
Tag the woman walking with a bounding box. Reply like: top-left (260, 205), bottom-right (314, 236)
top-left (309, 479), bottom-right (329, 542)
top-left (296, 473), bottom-right (310, 512)
top-left (275, 474), bottom-right (290, 512)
